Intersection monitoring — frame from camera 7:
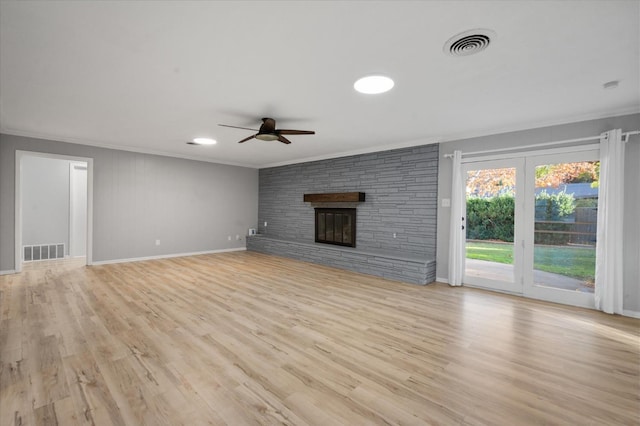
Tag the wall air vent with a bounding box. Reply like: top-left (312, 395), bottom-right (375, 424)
top-left (444, 29), bottom-right (495, 57)
top-left (23, 243), bottom-right (65, 262)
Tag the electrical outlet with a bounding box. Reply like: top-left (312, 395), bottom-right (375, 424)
top-left (264, 221), bottom-right (268, 227)
top-left (155, 239), bottom-right (160, 246)
top-left (393, 233), bottom-right (397, 238)
top-left (227, 236), bottom-right (231, 241)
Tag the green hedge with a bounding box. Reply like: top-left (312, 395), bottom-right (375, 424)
top-left (466, 191), bottom-right (576, 244)
top-left (466, 196), bottom-right (515, 242)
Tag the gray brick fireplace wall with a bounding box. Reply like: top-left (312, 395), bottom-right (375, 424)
top-left (248, 144), bottom-right (439, 284)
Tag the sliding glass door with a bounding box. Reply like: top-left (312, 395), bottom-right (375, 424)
top-left (461, 149), bottom-right (599, 308)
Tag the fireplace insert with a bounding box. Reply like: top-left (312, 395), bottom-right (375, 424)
top-left (315, 208), bottom-right (356, 247)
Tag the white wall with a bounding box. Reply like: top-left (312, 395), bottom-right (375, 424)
top-left (436, 113), bottom-right (640, 313)
top-left (0, 134), bottom-right (259, 269)
top-left (22, 155), bottom-right (71, 253)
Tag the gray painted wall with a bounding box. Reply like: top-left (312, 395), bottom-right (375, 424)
top-left (21, 156), bottom-right (70, 254)
top-left (253, 144), bottom-right (439, 283)
top-left (436, 113), bottom-right (640, 312)
top-left (0, 134), bottom-right (259, 270)
top-left (623, 133), bottom-right (640, 312)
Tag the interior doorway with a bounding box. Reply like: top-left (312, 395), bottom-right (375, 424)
top-left (15, 151), bottom-right (93, 272)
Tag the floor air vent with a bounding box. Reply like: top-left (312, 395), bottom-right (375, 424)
top-left (23, 243), bottom-right (65, 262)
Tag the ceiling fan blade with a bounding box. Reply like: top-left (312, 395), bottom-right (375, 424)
top-left (219, 124), bottom-right (259, 131)
top-left (238, 134), bottom-right (257, 143)
top-left (277, 129), bottom-right (315, 135)
top-left (277, 135), bottom-right (292, 144)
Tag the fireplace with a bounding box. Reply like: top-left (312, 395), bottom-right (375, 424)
top-left (315, 208), bottom-right (356, 247)
top-left (304, 192), bottom-right (364, 248)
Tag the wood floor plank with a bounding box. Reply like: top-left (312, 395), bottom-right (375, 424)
top-left (62, 351), bottom-right (126, 426)
top-left (0, 358), bottom-right (34, 426)
top-left (1, 252), bottom-right (638, 425)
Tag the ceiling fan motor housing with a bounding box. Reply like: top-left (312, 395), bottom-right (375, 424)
top-left (257, 118), bottom-right (279, 140)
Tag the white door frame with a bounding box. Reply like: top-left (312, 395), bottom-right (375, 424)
top-left (459, 145), bottom-right (599, 308)
top-left (522, 149), bottom-right (598, 309)
top-left (15, 150), bottom-right (94, 272)
top-left (69, 161), bottom-right (88, 258)
top-left (462, 157), bottom-right (525, 294)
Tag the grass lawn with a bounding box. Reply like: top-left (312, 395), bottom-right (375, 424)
top-left (466, 241), bottom-right (596, 281)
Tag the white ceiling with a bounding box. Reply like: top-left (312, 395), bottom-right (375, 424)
top-left (1, 1), bottom-right (638, 168)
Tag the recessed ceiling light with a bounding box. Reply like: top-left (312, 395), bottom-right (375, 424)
top-left (603, 80), bottom-right (619, 90)
top-left (354, 75), bottom-right (394, 94)
top-left (188, 137), bottom-right (217, 145)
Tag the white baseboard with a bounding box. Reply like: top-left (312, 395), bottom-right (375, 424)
top-left (0, 269), bottom-right (17, 276)
top-left (90, 247), bottom-right (246, 266)
top-left (435, 276), bottom-right (449, 284)
top-left (622, 309), bottom-right (640, 319)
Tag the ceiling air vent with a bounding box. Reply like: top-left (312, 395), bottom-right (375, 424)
top-left (444, 29), bottom-right (495, 57)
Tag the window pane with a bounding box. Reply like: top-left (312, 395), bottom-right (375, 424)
top-left (465, 167), bottom-right (516, 285)
top-left (533, 161), bottom-right (598, 292)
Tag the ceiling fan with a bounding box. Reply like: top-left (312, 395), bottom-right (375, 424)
top-left (219, 117), bottom-right (315, 144)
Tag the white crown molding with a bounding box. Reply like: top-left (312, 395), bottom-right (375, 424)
top-left (0, 127), bottom-right (257, 169)
top-left (3, 107), bottom-right (638, 170)
top-left (436, 107), bottom-right (640, 145)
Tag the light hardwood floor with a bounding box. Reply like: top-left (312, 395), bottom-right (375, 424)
top-left (1, 252), bottom-right (638, 425)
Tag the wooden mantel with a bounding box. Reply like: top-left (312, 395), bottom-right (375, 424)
top-left (303, 192), bottom-right (365, 203)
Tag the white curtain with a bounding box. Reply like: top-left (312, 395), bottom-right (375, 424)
top-left (595, 129), bottom-right (625, 314)
top-left (448, 150), bottom-right (464, 286)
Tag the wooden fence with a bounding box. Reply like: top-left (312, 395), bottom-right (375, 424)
top-left (534, 207), bottom-right (597, 246)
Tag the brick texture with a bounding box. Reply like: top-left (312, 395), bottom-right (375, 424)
top-left (250, 144), bottom-right (439, 284)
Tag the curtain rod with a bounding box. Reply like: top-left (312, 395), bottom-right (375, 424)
top-left (624, 130), bottom-right (640, 142)
top-left (443, 130), bottom-right (640, 158)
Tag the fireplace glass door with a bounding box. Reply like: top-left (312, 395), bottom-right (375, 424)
top-left (315, 208), bottom-right (356, 247)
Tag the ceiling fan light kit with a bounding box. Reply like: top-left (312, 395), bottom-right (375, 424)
top-left (255, 133), bottom-right (279, 141)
